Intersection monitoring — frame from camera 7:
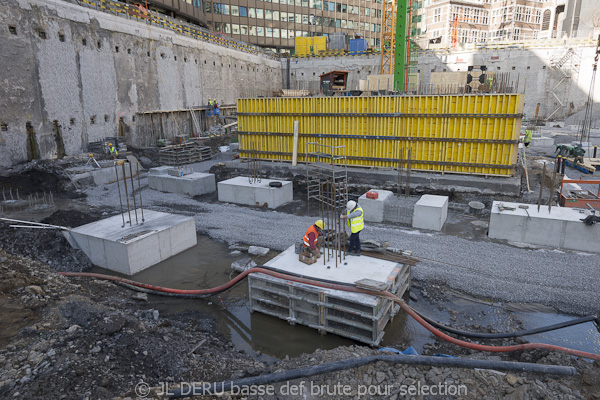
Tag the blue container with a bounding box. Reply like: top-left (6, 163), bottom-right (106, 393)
top-left (214, 108), bottom-right (220, 116)
top-left (206, 108), bottom-right (214, 117)
top-left (349, 38), bottom-right (367, 54)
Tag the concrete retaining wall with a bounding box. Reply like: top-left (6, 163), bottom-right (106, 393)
top-left (0, 0), bottom-right (282, 167)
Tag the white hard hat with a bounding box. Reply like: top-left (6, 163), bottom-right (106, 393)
top-left (346, 200), bottom-right (356, 211)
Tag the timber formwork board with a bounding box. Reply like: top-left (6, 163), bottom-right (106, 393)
top-left (237, 95), bottom-right (523, 176)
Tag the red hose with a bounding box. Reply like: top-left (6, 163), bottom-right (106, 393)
top-left (59, 270), bottom-right (600, 361)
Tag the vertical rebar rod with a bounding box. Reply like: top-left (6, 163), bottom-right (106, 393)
top-left (332, 181), bottom-right (337, 269)
top-left (121, 163), bottom-right (132, 227)
top-left (115, 163), bottom-right (126, 227)
top-left (538, 164), bottom-right (546, 212)
top-left (397, 147), bottom-right (404, 197)
top-left (136, 162), bottom-right (145, 223)
top-left (405, 148), bottom-right (412, 197)
top-left (128, 162), bottom-right (139, 224)
top-left (549, 161), bottom-right (557, 213)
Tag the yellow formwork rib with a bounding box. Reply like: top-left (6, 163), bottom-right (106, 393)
top-left (236, 94), bottom-right (523, 176)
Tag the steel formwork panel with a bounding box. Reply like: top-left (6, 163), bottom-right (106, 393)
top-left (247, 263), bottom-right (411, 346)
top-left (237, 95), bottom-right (523, 176)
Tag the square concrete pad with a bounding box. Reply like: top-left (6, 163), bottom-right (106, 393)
top-left (218, 176), bottom-right (293, 209)
top-left (359, 189), bottom-right (394, 223)
top-left (265, 245), bottom-right (399, 288)
top-left (148, 172), bottom-right (216, 196)
top-left (69, 209), bottom-right (197, 275)
top-left (488, 201), bottom-right (600, 252)
top-left (412, 194), bottom-right (449, 231)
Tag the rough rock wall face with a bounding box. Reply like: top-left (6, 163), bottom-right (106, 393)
top-left (0, 0), bottom-right (282, 167)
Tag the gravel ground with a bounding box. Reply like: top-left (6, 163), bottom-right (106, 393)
top-left (83, 172), bottom-right (600, 317)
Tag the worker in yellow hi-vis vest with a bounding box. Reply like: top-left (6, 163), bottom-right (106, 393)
top-left (108, 142), bottom-right (118, 159)
top-left (340, 200), bottom-right (364, 256)
top-left (524, 129), bottom-right (532, 148)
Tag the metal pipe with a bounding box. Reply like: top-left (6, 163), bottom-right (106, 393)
top-left (115, 163), bottom-right (126, 227)
top-left (128, 162), bottom-right (138, 224)
top-left (121, 162), bottom-right (132, 227)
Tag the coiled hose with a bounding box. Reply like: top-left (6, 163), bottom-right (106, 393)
top-left (59, 267), bottom-right (600, 361)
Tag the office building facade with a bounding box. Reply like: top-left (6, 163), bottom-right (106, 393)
top-left (205, 0), bottom-right (385, 52)
top-left (414, 0), bottom-right (597, 48)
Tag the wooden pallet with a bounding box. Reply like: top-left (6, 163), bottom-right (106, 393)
top-left (564, 157), bottom-right (596, 174)
top-left (159, 143), bottom-right (213, 166)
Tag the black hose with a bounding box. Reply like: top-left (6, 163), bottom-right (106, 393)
top-left (169, 354), bottom-right (577, 398)
top-left (413, 309), bottom-right (600, 339)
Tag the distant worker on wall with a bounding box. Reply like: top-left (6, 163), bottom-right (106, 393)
top-left (340, 200), bottom-right (364, 256)
top-left (108, 142), bottom-right (118, 159)
top-left (208, 98), bottom-right (213, 107)
top-left (524, 129), bottom-right (532, 148)
top-left (303, 219), bottom-right (324, 259)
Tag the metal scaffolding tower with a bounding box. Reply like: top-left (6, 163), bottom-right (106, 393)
top-left (305, 142), bottom-right (348, 268)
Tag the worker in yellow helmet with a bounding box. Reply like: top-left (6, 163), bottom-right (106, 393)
top-left (303, 219), bottom-right (324, 259)
top-left (340, 200), bottom-right (364, 256)
top-left (108, 142), bottom-right (118, 159)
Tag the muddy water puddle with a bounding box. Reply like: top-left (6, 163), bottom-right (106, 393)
top-left (91, 235), bottom-right (600, 360)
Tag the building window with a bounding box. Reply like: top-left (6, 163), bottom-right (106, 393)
top-left (266, 27), bottom-right (273, 37)
top-left (434, 7), bottom-right (441, 23)
top-left (256, 8), bottom-right (264, 18)
top-left (205, 2), bottom-right (211, 13)
top-left (239, 6), bottom-right (247, 16)
top-left (257, 26), bottom-right (264, 36)
top-left (274, 28), bottom-right (280, 38)
top-left (231, 5), bottom-right (239, 16)
top-left (232, 24), bottom-right (240, 34)
top-left (265, 9), bottom-right (272, 19)
top-left (303, 14), bottom-right (309, 24)
top-left (241, 25), bottom-right (248, 35)
top-left (223, 4), bottom-right (229, 14)
top-left (281, 11), bottom-right (287, 21)
top-left (249, 26), bottom-right (256, 35)
top-left (541, 9), bottom-right (550, 29)
top-left (249, 8), bottom-right (256, 18)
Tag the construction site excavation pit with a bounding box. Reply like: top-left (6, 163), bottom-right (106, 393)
top-left (85, 234), bottom-right (600, 360)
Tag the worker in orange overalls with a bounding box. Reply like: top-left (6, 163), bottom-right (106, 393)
top-left (303, 219), bottom-right (324, 258)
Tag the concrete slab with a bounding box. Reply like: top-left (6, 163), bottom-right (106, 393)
top-left (148, 172), bottom-right (216, 196)
top-left (69, 209), bottom-right (197, 275)
top-left (412, 195), bottom-right (449, 231)
top-left (265, 245), bottom-right (400, 286)
top-left (488, 201), bottom-right (600, 253)
top-left (531, 137), bottom-right (554, 147)
top-left (359, 189), bottom-right (394, 223)
top-left (148, 166), bottom-right (171, 175)
top-left (218, 176), bottom-right (293, 209)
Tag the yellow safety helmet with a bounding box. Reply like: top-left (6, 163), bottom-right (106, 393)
top-left (315, 220), bottom-right (324, 229)
top-left (108, 143), bottom-right (113, 146)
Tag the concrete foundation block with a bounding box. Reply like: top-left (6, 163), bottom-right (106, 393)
top-left (69, 209), bottom-right (197, 275)
top-left (218, 177), bottom-right (293, 209)
top-left (148, 172), bottom-right (216, 196)
top-left (88, 165), bottom-right (138, 185)
top-left (488, 201), bottom-right (600, 252)
top-left (246, 245), bottom-right (411, 346)
top-left (412, 195), bottom-right (449, 231)
top-left (358, 189), bottom-right (394, 223)
top-left (531, 137), bottom-right (554, 147)
top-left (149, 166), bottom-right (172, 176)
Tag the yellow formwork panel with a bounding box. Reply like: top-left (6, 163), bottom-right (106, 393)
top-left (237, 95), bottom-right (523, 176)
